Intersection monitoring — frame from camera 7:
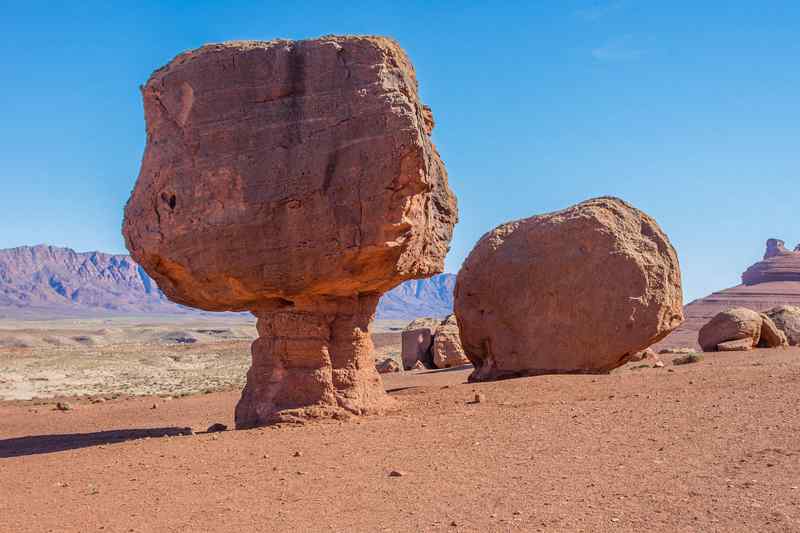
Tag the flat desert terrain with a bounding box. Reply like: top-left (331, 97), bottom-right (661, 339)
top-left (1, 318), bottom-right (799, 532)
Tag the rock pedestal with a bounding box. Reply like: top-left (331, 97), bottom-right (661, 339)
top-left (123, 36), bottom-right (457, 427)
top-left (235, 295), bottom-right (391, 427)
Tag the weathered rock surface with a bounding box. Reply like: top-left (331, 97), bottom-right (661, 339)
top-left (716, 338), bottom-right (754, 352)
top-left (123, 36), bottom-right (457, 427)
top-left (742, 239), bottom-right (800, 285)
top-left (765, 305), bottom-right (800, 346)
top-left (401, 326), bottom-right (434, 370)
top-left (758, 313), bottom-right (788, 348)
top-left (698, 308), bottom-right (762, 351)
top-left (432, 315), bottom-right (469, 368)
top-left (454, 197), bottom-right (684, 381)
top-left (376, 357), bottom-right (402, 374)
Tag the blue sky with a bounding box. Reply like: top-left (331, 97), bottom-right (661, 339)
top-left (1, 1), bottom-right (798, 302)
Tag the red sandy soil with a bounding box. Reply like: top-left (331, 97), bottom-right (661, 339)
top-left (2, 348), bottom-right (800, 532)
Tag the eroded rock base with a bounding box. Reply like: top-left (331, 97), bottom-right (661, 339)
top-left (234, 295), bottom-right (394, 428)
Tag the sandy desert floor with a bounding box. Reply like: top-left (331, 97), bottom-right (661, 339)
top-left (0, 316), bottom-right (406, 401)
top-left (1, 341), bottom-right (799, 532)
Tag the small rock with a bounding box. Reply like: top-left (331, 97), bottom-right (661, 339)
top-left (206, 423), bottom-right (227, 433)
top-left (151, 403), bottom-right (158, 409)
top-left (673, 353), bottom-right (704, 365)
top-left (293, 451), bottom-right (303, 457)
top-left (388, 470), bottom-right (405, 477)
top-left (474, 393), bottom-right (486, 403)
top-left (55, 402), bottom-right (72, 411)
top-left (654, 361), bottom-right (665, 368)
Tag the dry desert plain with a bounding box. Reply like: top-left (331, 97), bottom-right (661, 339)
top-left (1, 316), bottom-right (800, 532)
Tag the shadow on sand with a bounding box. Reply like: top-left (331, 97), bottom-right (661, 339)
top-left (0, 427), bottom-right (193, 458)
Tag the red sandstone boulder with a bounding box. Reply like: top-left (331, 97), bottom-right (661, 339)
top-left (758, 313), bottom-right (788, 348)
top-left (765, 305), bottom-right (800, 346)
top-left (698, 308), bottom-right (762, 352)
top-left (454, 197), bottom-right (684, 381)
top-left (123, 36), bottom-right (457, 427)
top-left (401, 318), bottom-right (439, 370)
top-left (376, 358), bottom-right (402, 374)
top-left (432, 315), bottom-right (469, 368)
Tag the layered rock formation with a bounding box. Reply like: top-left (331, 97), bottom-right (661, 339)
top-left (656, 239), bottom-right (800, 350)
top-left (123, 36), bottom-right (457, 427)
top-left (454, 197), bottom-right (684, 381)
top-left (742, 239), bottom-right (800, 285)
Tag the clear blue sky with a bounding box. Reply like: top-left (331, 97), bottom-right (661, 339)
top-left (1, 1), bottom-right (798, 302)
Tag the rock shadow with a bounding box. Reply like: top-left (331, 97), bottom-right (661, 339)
top-left (0, 427), bottom-right (193, 458)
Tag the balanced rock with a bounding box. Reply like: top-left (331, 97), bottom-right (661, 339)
top-left (765, 305), bottom-right (800, 345)
top-left (123, 36), bottom-right (457, 427)
top-left (432, 315), bottom-right (469, 368)
top-left (454, 197), bottom-right (684, 381)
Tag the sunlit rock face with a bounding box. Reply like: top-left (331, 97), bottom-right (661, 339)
top-left (123, 36), bottom-right (457, 427)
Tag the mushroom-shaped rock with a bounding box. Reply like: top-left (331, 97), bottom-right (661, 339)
top-left (123, 36), bottom-right (457, 427)
top-left (765, 305), bottom-right (800, 346)
top-left (454, 197), bottom-right (683, 381)
top-left (698, 307), bottom-right (762, 352)
top-left (432, 315), bottom-right (469, 368)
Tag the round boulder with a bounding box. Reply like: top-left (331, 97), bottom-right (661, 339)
top-left (698, 307), bottom-right (762, 352)
top-left (454, 197), bottom-right (684, 381)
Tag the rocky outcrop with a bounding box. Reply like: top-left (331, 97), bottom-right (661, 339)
top-left (697, 307), bottom-right (786, 351)
top-left (431, 315), bottom-right (469, 368)
top-left (655, 239), bottom-right (800, 351)
top-left (123, 36), bottom-right (457, 427)
top-left (742, 239), bottom-right (800, 285)
top-left (454, 197), bottom-right (684, 381)
top-left (698, 308), bottom-right (763, 351)
top-left (764, 305), bottom-right (800, 345)
top-left (401, 321), bottom-right (436, 370)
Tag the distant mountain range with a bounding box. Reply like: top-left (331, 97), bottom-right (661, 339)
top-left (0, 245), bottom-right (454, 320)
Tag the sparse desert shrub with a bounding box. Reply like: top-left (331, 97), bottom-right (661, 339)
top-left (673, 353), bottom-right (704, 365)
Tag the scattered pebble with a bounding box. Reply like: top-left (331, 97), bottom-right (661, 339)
top-left (388, 470), bottom-right (405, 477)
top-left (55, 402), bottom-right (72, 411)
top-left (474, 392), bottom-right (486, 403)
top-left (293, 451), bottom-right (303, 457)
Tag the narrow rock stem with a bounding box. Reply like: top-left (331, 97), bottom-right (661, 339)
top-left (235, 294), bottom-right (392, 428)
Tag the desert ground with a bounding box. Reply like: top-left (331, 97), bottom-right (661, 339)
top-left (1, 316), bottom-right (799, 532)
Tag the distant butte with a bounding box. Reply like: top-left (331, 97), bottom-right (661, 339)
top-left (657, 239), bottom-right (800, 349)
top-left (742, 239), bottom-right (800, 284)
